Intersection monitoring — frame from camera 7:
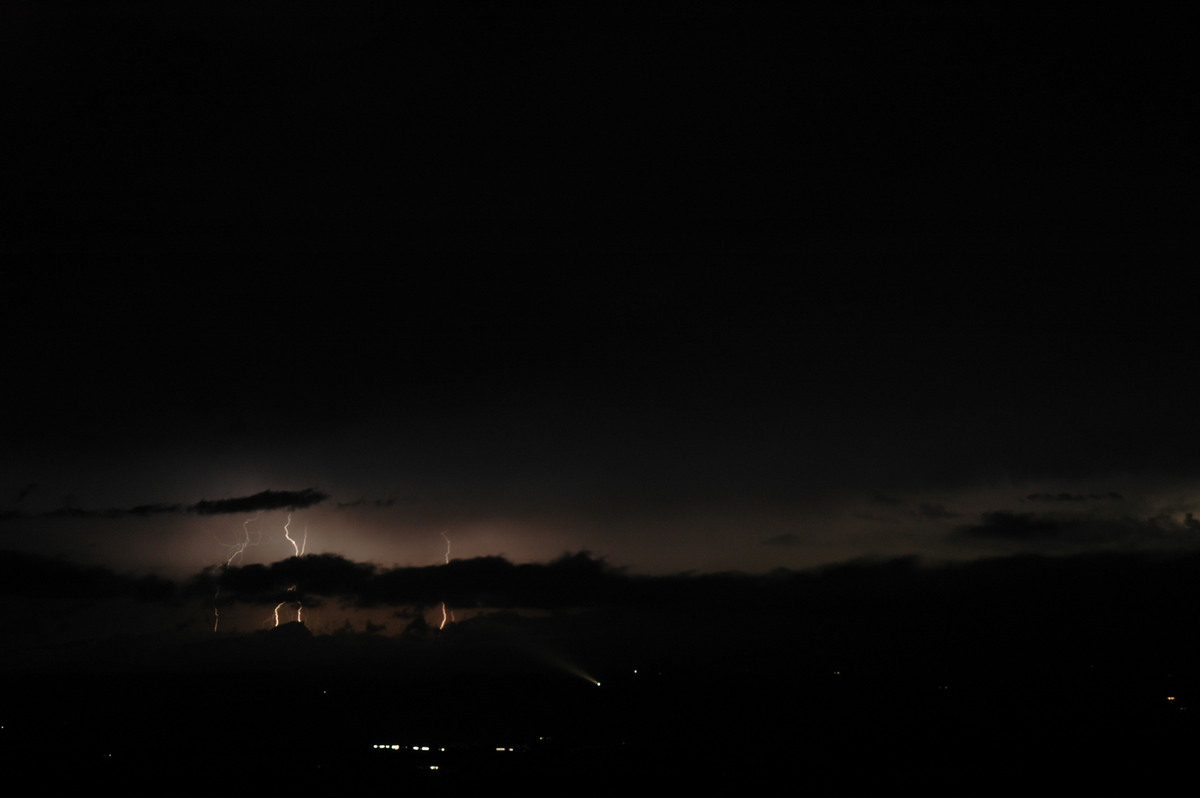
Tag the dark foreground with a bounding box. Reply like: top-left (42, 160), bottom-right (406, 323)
top-left (6, 551), bottom-right (1200, 794)
top-left (3, 643), bottom-right (1196, 796)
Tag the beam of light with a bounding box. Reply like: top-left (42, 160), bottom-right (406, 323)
top-left (274, 602), bottom-right (285, 627)
top-left (543, 652), bottom-right (601, 687)
top-left (284, 512), bottom-right (299, 557)
top-left (301, 525), bottom-right (308, 556)
top-left (440, 529), bottom-right (451, 564)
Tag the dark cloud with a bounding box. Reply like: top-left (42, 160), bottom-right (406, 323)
top-left (872, 492), bottom-right (903, 506)
top-left (41, 507), bottom-right (94, 519)
top-left (15, 483), bottom-right (35, 503)
top-left (237, 553), bottom-right (376, 599)
top-left (45, 503), bottom-right (184, 519)
top-left (762, 533), bottom-right (801, 547)
top-left (18, 546), bottom-right (1200, 651)
top-left (0, 549), bottom-right (175, 600)
top-left (917, 503), bottom-right (961, 520)
top-left (189, 488), bottom-right (329, 516)
top-left (361, 552), bottom-right (621, 610)
top-left (0, 490), bottom-right (325, 523)
top-left (125, 503), bottom-right (186, 517)
top-left (1027, 492), bottom-right (1124, 502)
top-left (955, 510), bottom-right (1199, 551)
top-left (958, 511), bottom-right (1064, 542)
top-left (196, 552), bottom-right (631, 611)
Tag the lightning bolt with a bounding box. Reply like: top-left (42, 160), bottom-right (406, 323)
top-left (439, 530), bottom-right (455, 630)
top-left (289, 584), bottom-right (302, 625)
top-left (278, 513), bottom-right (304, 626)
top-left (284, 512), bottom-right (299, 557)
top-left (274, 584), bottom-right (303, 627)
top-left (217, 514), bottom-right (311, 632)
top-left (216, 513), bottom-right (261, 566)
top-left (212, 514), bottom-right (262, 632)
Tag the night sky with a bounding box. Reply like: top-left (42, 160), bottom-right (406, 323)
top-left (7, 248), bottom-right (1200, 583)
top-left (3, 4), bottom-right (1199, 793)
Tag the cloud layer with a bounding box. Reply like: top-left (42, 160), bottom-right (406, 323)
top-left (0, 488), bottom-right (329, 521)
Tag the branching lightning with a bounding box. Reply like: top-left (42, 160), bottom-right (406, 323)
top-left (212, 512), bottom-right (313, 632)
top-left (216, 513), bottom-right (262, 566)
top-left (213, 514), bottom-right (263, 632)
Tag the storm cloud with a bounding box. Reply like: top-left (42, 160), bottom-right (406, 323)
top-left (190, 488), bottom-right (329, 515)
top-left (0, 489), bottom-right (330, 523)
top-left (954, 509), bottom-right (1200, 551)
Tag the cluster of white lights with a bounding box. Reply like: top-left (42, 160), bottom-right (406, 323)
top-left (371, 743), bottom-right (526, 754)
